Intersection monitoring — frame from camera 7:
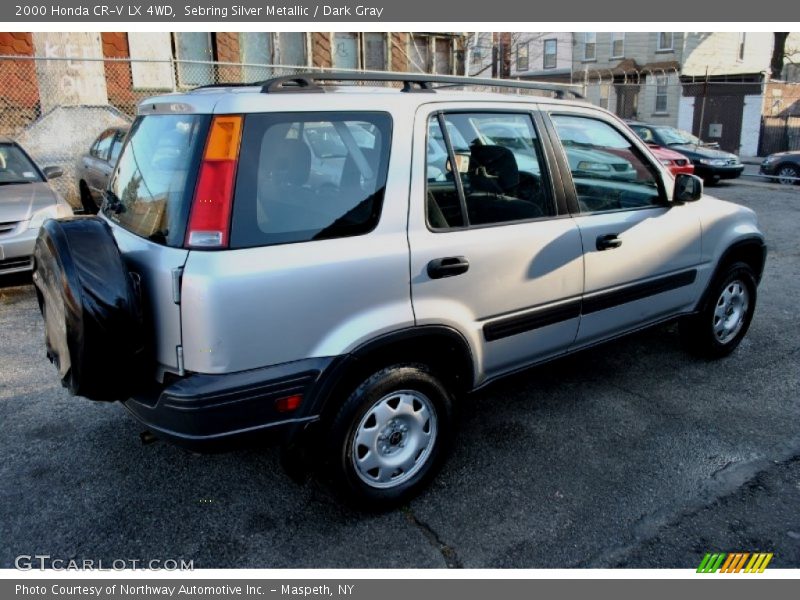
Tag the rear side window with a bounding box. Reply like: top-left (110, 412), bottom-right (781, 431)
top-left (230, 112), bottom-right (392, 248)
top-left (105, 114), bottom-right (209, 246)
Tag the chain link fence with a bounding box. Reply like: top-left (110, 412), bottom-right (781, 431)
top-left (0, 55), bottom-right (581, 207)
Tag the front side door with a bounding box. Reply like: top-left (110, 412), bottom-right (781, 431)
top-left (409, 105), bottom-right (585, 385)
top-left (545, 110), bottom-right (703, 347)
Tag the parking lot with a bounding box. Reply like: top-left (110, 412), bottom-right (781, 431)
top-left (1, 180), bottom-right (798, 570)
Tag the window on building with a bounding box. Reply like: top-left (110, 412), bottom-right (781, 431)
top-left (173, 32), bottom-right (214, 87)
top-left (611, 33), bottom-right (625, 58)
top-left (584, 33), bottom-right (596, 61)
top-left (655, 75), bottom-right (668, 113)
top-left (363, 33), bottom-right (387, 70)
top-left (239, 33), bottom-right (273, 81)
top-left (434, 38), bottom-right (453, 74)
top-left (517, 43), bottom-right (529, 72)
top-left (333, 33), bottom-right (360, 69)
top-left (277, 32), bottom-right (306, 66)
top-left (599, 83), bottom-right (610, 110)
top-left (738, 32), bottom-right (746, 61)
top-left (658, 32), bottom-right (674, 51)
top-left (543, 39), bottom-right (557, 69)
top-left (127, 32), bottom-right (174, 90)
top-left (410, 35), bottom-right (430, 72)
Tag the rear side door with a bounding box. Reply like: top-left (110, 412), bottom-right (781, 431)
top-left (84, 129), bottom-right (114, 199)
top-left (544, 109), bottom-right (703, 347)
top-left (409, 104), bottom-right (585, 385)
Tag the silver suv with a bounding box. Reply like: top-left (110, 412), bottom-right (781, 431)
top-left (32, 73), bottom-right (766, 507)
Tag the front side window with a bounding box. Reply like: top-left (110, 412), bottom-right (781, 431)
top-left (543, 39), bottom-right (557, 69)
top-left (106, 114), bottom-right (208, 246)
top-left (92, 130), bottom-right (114, 160)
top-left (551, 114), bottom-right (663, 213)
top-left (584, 33), bottom-right (597, 61)
top-left (230, 112), bottom-right (392, 248)
top-left (426, 112), bottom-right (554, 230)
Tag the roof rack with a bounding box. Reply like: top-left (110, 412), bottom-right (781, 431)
top-left (195, 72), bottom-right (584, 99)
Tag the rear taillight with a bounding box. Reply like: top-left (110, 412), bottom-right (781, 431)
top-left (185, 115), bottom-right (242, 248)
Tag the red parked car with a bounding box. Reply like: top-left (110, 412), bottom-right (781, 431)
top-left (648, 144), bottom-right (694, 176)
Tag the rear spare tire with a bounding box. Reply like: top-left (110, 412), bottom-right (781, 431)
top-left (32, 217), bottom-right (146, 401)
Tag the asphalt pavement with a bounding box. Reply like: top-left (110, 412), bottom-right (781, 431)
top-left (1, 180), bottom-right (798, 569)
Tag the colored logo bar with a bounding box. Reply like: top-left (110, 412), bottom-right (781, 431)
top-left (697, 552), bottom-right (773, 573)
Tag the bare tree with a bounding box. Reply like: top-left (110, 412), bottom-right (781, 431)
top-left (771, 32), bottom-right (790, 79)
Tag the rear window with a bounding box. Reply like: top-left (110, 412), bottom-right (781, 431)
top-left (230, 111), bottom-right (392, 248)
top-left (105, 114), bottom-right (209, 246)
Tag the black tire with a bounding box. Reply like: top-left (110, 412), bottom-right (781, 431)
top-left (32, 217), bottom-right (146, 401)
top-left (323, 364), bottom-right (453, 509)
top-left (776, 163), bottom-right (800, 186)
top-left (703, 175), bottom-right (720, 187)
top-left (79, 181), bottom-right (97, 214)
top-left (680, 261), bottom-right (757, 359)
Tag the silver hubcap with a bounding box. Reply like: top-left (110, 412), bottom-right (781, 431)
top-left (713, 280), bottom-right (749, 345)
top-left (351, 390), bottom-right (437, 489)
top-left (777, 167), bottom-right (797, 185)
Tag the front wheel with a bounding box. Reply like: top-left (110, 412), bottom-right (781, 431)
top-left (680, 262), bottom-right (757, 358)
top-left (323, 364), bottom-right (453, 509)
top-left (776, 164), bottom-right (799, 185)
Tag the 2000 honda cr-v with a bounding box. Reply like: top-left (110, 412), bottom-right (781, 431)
top-left (32, 73), bottom-right (766, 508)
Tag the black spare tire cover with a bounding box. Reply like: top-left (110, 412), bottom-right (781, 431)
top-left (33, 217), bottom-right (146, 401)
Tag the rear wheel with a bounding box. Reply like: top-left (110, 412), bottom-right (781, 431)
top-left (323, 364), bottom-right (453, 509)
top-left (680, 262), bottom-right (757, 358)
top-left (776, 164), bottom-right (799, 185)
top-left (33, 217), bottom-right (145, 400)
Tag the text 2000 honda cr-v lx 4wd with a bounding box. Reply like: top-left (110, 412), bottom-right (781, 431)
top-left (33, 73), bottom-right (766, 507)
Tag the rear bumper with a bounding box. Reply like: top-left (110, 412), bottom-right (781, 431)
top-left (0, 224), bottom-right (37, 274)
top-left (123, 356), bottom-right (338, 451)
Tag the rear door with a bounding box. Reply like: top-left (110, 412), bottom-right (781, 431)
top-left (544, 109), bottom-right (703, 346)
top-left (102, 113), bottom-right (209, 375)
top-left (409, 104), bottom-right (585, 384)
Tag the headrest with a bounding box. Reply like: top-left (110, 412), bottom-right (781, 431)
top-left (469, 144), bottom-right (519, 193)
top-left (266, 138), bottom-right (312, 186)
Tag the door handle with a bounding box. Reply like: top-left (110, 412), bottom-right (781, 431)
top-left (427, 256), bottom-right (470, 279)
top-left (596, 234), bottom-right (622, 251)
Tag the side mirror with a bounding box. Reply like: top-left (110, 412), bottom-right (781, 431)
top-left (42, 166), bottom-right (63, 180)
top-left (673, 173), bottom-right (702, 203)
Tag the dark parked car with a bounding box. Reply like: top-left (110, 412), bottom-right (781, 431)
top-left (76, 126), bottom-right (129, 213)
top-left (759, 150), bottom-right (800, 185)
top-left (627, 121), bottom-right (743, 185)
